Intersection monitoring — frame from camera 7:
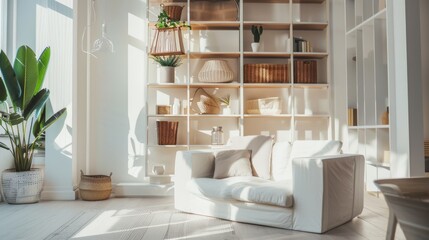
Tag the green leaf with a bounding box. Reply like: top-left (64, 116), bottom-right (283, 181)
top-left (0, 76), bottom-right (7, 102)
top-left (8, 112), bottom-right (24, 125)
top-left (23, 89), bottom-right (49, 120)
top-left (14, 45), bottom-right (39, 110)
top-left (0, 50), bottom-right (21, 107)
top-left (35, 47), bottom-right (50, 94)
top-left (35, 108), bottom-right (66, 137)
top-left (0, 142), bottom-right (9, 150)
top-left (33, 106), bottom-right (46, 138)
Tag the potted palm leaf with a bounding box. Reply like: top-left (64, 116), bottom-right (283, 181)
top-left (152, 55), bottom-right (182, 83)
top-left (0, 45), bottom-right (66, 204)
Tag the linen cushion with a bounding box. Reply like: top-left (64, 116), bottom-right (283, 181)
top-left (229, 135), bottom-right (273, 180)
top-left (213, 150), bottom-right (253, 179)
top-left (271, 141), bottom-right (292, 181)
top-left (231, 180), bottom-right (294, 208)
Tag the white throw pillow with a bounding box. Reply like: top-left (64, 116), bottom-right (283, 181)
top-left (229, 135), bottom-right (273, 180)
top-left (271, 141), bottom-right (292, 181)
top-left (213, 150), bottom-right (253, 179)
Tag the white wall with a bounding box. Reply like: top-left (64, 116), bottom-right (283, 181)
top-left (421, 0), bottom-right (429, 141)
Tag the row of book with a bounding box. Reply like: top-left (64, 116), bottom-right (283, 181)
top-left (294, 60), bottom-right (317, 83)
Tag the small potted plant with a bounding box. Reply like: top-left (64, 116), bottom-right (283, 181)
top-left (218, 95), bottom-right (231, 115)
top-left (152, 55), bottom-right (182, 83)
top-left (0, 45), bottom-right (67, 204)
top-left (251, 25), bottom-right (263, 52)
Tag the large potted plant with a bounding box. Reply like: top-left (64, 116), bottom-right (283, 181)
top-left (0, 45), bottom-right (66, 204)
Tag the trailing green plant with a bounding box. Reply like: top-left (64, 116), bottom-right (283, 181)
top-left (155, 10), bottom-right (191, 29)
top-left (251, 25), bottom-right (263, 43)
top-left (151, 55), bottom-right (183, 67)
top-left (218, 95), bottom-right (231, 106)
top-left (0, 45), bottom-right (67, 172)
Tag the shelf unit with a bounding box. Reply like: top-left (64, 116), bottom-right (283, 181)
top-left (145, 0), bottom-right (331, 178)
top-left (345, 0), bottom-right (389, 192)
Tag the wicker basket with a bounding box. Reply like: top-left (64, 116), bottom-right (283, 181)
top-left (157, 105), bottom-right (171, 114)
top-left (425, 140), bottom-right (429, 157)
top-left (157, 121), bottom-right (179, 145)
top-left (190, 0), bottom-right (239, 21)
top-left (246, 97), bottom-right (282, 115)
top-left (191, 88), bottom-right (220, 114)
top-left (198, 60), bottom-right (234, 83)
top-left (163, 5), bottom-right (184, 21)
top-left (244, 64), bottom-right (289, 83)
top-left (294, 60), bottom-right (317, 83)
top-left (79, 170), bottom-right (112, 201)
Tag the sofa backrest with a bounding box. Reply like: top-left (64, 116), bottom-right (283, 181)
top-left (272, 140), bottom-right (343, 181)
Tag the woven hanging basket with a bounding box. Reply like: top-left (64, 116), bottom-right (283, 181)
top-left (198, 60), bottom-right (234, 83)
top-left (163, 5), bottom-right (184, 21)
top-left (79, 170), bottom-right (112, 201)
top-left (150, 27), bottom-right (185, 56)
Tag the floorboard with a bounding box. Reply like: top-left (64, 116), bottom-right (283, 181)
top-left (0, 194), bottom-right (404, 240)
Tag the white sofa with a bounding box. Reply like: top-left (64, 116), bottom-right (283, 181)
top-left (175, 136), bottom-right (365, 233)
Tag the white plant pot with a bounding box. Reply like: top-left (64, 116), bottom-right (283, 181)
top-left (158, 66), bottom-right (175, 83)
top-left (251, 42), bottom-right (260, 52)
top-left (1, 168), bottom-right (44, 204)
top-left (222, 106), bottom-right (232, 115)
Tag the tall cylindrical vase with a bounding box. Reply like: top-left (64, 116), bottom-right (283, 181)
top-left (158, 66), bottom-right (175, 83)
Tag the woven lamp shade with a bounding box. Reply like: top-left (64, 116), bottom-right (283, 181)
top-left (150, 27), bottom-right (185, 56)
top-left (198, 60), bottom-right (234, 83)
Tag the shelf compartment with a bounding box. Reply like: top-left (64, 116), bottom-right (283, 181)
top-left (190, 21), bottom-right (240, 30)
top-left (190, 114), bottom-right (240, 118)
top-left (189, 118), bottom-right (239, 145)
top-left (244, 114), bottom-right (292, 118)
top-left (292, 0), bottom-right (325, 3)
top-left (243, 21), bottom-right (290, 30)
top-left (243, 0), bottom-right (324, 3)
top-left (244, 118), bottom-right (292, 142)
top-left (244, 83), bottom-right (292, 88)
top-left (147, 83), bottom-right (188, 88)
top-left (293, 22), bottom-right (328, 31)
top-left (293, 52), bottom-right (328, 59)
top-left (148, 115), bottom-right (187, 118)
top-left (190, 83), bottom-right (240, 88)
top-left (189, 52), bottom-right (240, 59)
top-left (294, 114), bottom-right (330, 118)
top-left (294, 117), bottom-right (329, 140)
top-left (244, 52), bottom-right (291, 58)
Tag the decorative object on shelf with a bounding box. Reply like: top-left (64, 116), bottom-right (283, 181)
top-left (244, 64), bottom-right (289, 83)
top-left (218, 95), bottom-right (231, 115)
top-left (383, 151), bottom-right (390, 164)
top-left (152, 165), bottom-right (165, 175)
top-left (348, 108), bottom-right (357, 126)
top-left (157, 105), bottom-right (171, 114)
top-left (172, 99), bottom-right (181, 115)
top-left (211, 126), bottom-right (224, 145)
top-left (425, 140), bottom-right (429, 157)
top-left (156, 121), bottom-right (179, 145)
top-left (162, 4), bottom-right (184, 21)
top-left (0, 46), bottom-right (67, 204)
top-left (79, 170), bottom-right (112, 201)
top-left (191, 88), bottom-right (220, 114)
top-left (150, 8), bottom-right (190, 56)
top-left (251, 25), bottom-right (263, 52)
top-left (381, 107), bottom-right (389, 125)
top-left (293, 37), bottom-right (313, 52)
top-left (198, 60), bottom-right (234, 83)
top-left (294, 60), bottom-right (317, 83)
top-left (152, 55), bottom-right (182, 83)
top-left (190, 0), bottom-right (239, 21)
top-left (246, 97), bottom-right (282, 115)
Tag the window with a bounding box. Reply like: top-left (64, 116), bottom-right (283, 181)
top-left (0, 0), bottom-right (7, 51)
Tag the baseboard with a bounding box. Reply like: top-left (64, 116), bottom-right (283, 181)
top-left (41, 186), bottom-right (78, 200)
top-left (114, 182), bottom-right (174, 197)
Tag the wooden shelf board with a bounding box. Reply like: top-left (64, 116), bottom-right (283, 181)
top-left (293, 22), bottom-right (328, 30)
top-left (243, 21), bottom-right (290, 30)
top-left (292, 0), bottom-right (325, 3)
top-left (244, 52), bottom-right (291, 58)
top-left (190, 114), bottom-right (240, 118)
top-left (189, 52), bottom-right (240, 59)
top-left (148, 115), bottom-right (187, 118)
top-left (190, 21), bottom-right (240, 30)
top-left (244, 114), bottom-right (292, 118)
top-left (293, 52), bottom-right (328, 58)
top-left (190, 83), bottom-right (241, 88)
top-left (348, 125), bottom-right (390, 130)
top-left (243, 83), bottom-right (292, 88)
top-left (147, 145), bottom-right (188, 148)
top-left (147, 83), bottom-right (188, 88)
top-left (293, 83), bottom-right (329, 89)
top-left (244, 0), bottom-right (324, 3)
top-left (294, 114), bottom-right (330, 118)
top-left (150, 0), bottom-right (186, 3)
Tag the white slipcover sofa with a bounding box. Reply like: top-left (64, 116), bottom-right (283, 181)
top-left (175, 136), bottom-right (365, 233)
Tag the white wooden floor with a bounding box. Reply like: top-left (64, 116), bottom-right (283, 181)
top-left (0, 194), bottom-right (405, 240)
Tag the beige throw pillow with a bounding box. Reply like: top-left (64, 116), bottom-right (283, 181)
top-left (213, 150), bottom-right (253, 179)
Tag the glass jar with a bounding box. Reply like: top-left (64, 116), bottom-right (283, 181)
top-left (211, 126), bottom-right (224, 145)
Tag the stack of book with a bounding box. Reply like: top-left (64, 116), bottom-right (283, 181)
top-left (348, 108), bottom-right (357, 126)
top-left (293, 37), bottom-right (313, 52)
top-left (294, 60), bottom-right (317, 83)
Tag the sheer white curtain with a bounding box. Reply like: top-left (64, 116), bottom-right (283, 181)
top-left (0, 0), bottom-right (7, 51)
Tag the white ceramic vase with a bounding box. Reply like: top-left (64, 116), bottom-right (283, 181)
top-left (158, 66), bottom-right (175, 83)
top-left (1, 168), bottom-right (44, 204)
top-left (251, 42), bottom-right (260, 52)
top-left (198, 60), bottom-right (234, 83)
top-left (222, 106), bottom-right (232, 115)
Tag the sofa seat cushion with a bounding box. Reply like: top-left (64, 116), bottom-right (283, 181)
top-left (231, 180), bottom-right (293, 208)
top-left (187, 176), bottom-right (269, 200)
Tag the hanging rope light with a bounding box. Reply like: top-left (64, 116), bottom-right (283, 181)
top-left (150, 4), bottom-right (187, 56)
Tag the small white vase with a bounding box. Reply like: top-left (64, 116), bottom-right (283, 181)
top-left (251, 42), bottom-right (260, 52)
top-left (152, 165), bottom-right (165, 175)
top-left (222, 106), bottom-right (232, 115)
top-left (158, 66), bottom-right (175, 83)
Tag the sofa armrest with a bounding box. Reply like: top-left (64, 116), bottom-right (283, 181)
top-left (292, 154), bottom-right (365, 233)
top-left (174, 150), bottom-right (220, 210)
